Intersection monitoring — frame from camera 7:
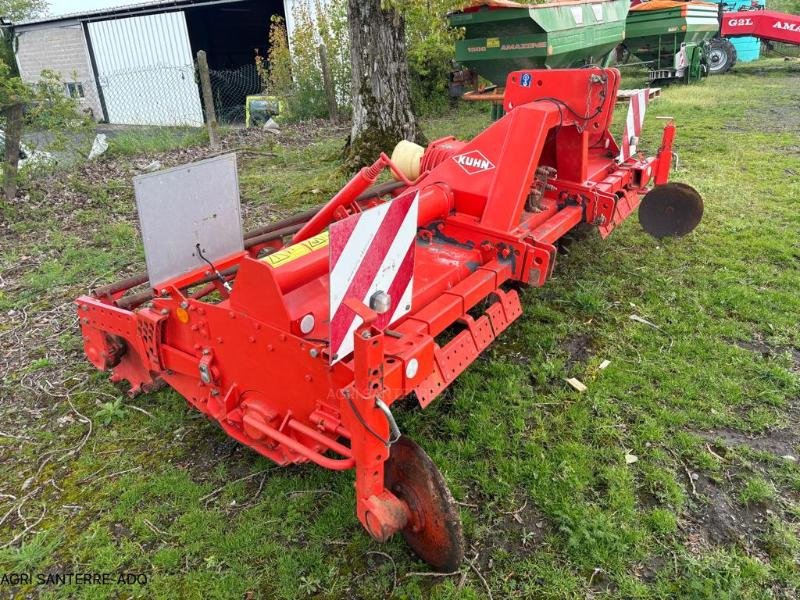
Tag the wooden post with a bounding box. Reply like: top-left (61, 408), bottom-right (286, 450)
top-left (318, 44), bottom-right (338, 122)
top-left (196, 50), bottom-right (219, 148)
top-left (2, 103), bottom-right (24, 201)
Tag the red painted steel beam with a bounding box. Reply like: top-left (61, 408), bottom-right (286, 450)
top-left (722, 10), bottom-right (800, 46)
top-left (531, 206), bottom-right (584, 245)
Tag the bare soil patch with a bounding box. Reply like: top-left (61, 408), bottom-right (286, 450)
top-left (684, 473), bottom-right (773, 552)
top-left (562, 333), bottom-right (594, 370)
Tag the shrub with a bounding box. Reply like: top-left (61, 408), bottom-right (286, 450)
top-left (260, 0), bottom-right (463, 122)
top-left (262, 1), bottom-right (350, 122)
top-left (403, 0), bottom-right (464, 116)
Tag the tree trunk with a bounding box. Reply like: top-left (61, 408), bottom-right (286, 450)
top-left (346, 0), bottom-right (424, 168)
top-left (318, 44), bottom-right (339, 122)
top-left (3, 103), bottom-right (24, 201)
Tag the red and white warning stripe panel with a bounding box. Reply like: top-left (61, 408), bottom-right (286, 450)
top-left (618, 88), bottom-right (649, 163)
top-left (329, 191), bottom-right (419, 365)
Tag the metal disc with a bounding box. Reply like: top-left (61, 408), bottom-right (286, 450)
top-left (384, 436), bottom-right (465, 571)
top-left (639, 182), bottom-right (704, 238)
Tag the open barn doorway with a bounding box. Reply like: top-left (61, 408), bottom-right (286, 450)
top-left (185, 0), bottom-right (285, 124)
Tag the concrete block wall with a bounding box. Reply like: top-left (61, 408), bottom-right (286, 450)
top-left (15, 21), bottom-right (104, 121)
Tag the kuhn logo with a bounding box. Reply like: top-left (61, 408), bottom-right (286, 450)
top-left (773, 21), bottom-right (798, 31)
top-left (453, 151), bottom-right (495, 175)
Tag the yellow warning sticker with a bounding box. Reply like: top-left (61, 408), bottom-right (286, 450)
top-left (487, 37), bottom-right (500, 49)
top-left (263, 231), bottom-right (329, 268)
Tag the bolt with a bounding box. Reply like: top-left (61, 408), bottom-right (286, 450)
top-left (248, 336), bottom-right (256, 343)
top-left (361, 331), bottom-right (372, 339)
top-left (160, 308), bottom-right (169, 315)
top-left (210, 389), bottom-right (219, 397)
top-left (369, 290), bottom-right (391, 314)
top-left (309, 349), bottom-right (319, 358)
top-left (180, 301), bottom-right (189, 309)
top-left (160, 289), bottom-right (168, 296)
top-left (81, 304), bottom-right (88, 311)
top-left (202, 349), bottom-right (210, 355)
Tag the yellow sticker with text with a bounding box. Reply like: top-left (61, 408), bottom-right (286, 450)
top-left (487, 37), bottom-right (500, 49)
top-left (263, 232), bottom-right (329, 268)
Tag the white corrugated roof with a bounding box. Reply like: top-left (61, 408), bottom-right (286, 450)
top-left (15, 0), bottom-right (245, 26)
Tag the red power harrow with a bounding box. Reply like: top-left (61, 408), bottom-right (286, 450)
top-left (76, 68), bottom-right (703, 570)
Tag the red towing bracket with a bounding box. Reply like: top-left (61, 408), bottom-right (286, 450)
top-left (76, 67), bottom-right (704, 570)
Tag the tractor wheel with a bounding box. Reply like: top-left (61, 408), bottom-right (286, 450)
top-left (706, 38), bottom-right (737, 75)
top-left (384, 436), bottom-right (465, 571)
top-left (639, 182), bottom-right (704, 238)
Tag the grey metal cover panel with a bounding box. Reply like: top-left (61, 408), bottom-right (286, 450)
top-left (134, 153), bottom-right (243, 289)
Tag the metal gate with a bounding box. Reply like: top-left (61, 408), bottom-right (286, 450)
top-left (87, 12), bottom-right (204, 126)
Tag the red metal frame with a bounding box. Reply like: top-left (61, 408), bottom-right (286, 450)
top-left (76, 67), bottom-right (679, 548)
top-left (721, 9), bottom-right (800, 46)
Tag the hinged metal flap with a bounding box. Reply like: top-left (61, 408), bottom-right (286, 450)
top-left (134, 153), bottom-right (243, 289)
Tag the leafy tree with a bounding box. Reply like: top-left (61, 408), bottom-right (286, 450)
top-left (0, 0), bottom-right (48, 22)
top-left (0, 1), bottom-right (47, 199)
top-left (401, 0), bottom-right (465, 114)
top-left (1, 0), bottom-right (91, 201)
top-left (262, 0), bottom-right (464, 125)
top-left (0, 49), bottom-right (31, 199)
top-left (0, 0), bottom-right (48, 69)
top-left (259, 2), bottom-right (350, 122)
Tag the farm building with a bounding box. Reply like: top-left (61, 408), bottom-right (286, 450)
top-left (9, 0), bottom-right (294, 126)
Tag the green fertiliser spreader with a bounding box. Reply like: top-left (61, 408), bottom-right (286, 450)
top-left (621, 0), bottom-right (735, 82)
top-left (449, 0), bottom-right (630, 86)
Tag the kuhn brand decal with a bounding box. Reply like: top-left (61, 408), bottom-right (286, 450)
top-left (452, 150), bottom-right (495, 175)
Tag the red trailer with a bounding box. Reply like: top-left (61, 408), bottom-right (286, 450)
top-left (76, 67), bottom-right (703, 570)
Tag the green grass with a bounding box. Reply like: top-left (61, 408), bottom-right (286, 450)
top-left (739, 477), bottom-right (776, 506)
top-left (105, 126), bottom-right (210, 157)
top-left (0, 60), bottom-right (798, 599)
